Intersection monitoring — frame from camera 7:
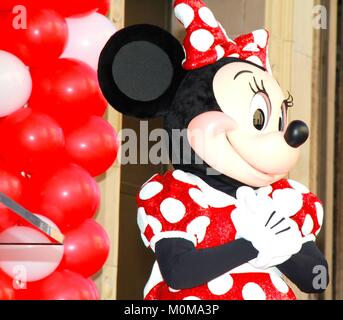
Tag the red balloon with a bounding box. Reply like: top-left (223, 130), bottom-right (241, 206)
top-left (0, 1), bottom-right (31, 11)
top-left (97, 0), bottom-right (111, 16)
top-left (0, 108), bottom-right (65, 175)
top-left (46, 0), bottom-right (101, 17)
top-left (1, 1), bottom-right (109, 16)
top-left (0, 0), bottom-right (108, 17)
top-left (61, 219), bottom-right (110, 277)
top-left (0, 270), bottom-right (15, 300)
top-left (65, 116), bottom-right (119, 177)
top-left (87, 278), bottom-right (101, 300)
top-left (29, 59), bottom-right (107, 126)
top-left (0, 0), bottom-right (48, 10)
top-left (27, 164), bottom-right (100, 232)
top-left (0, 9), bottom-right (68, 67)
top-left (0, 167), bottom-right (23, 231)
top-left (16, 270), bottom-right (99, 300)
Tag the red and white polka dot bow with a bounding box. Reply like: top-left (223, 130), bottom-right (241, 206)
top-left (174, 0), bottom-right (272, 73)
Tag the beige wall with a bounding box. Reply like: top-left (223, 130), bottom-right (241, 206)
top-left (94, 0), bottom-right (124, 300)
top-left (265, 0), bottom-right (337, 300)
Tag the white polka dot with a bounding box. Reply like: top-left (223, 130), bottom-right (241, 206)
top-left (189, 188), bottom-right (209, 208)
top-left (246, 55), bottom-right (263, 67)
top-left (243, 43), bottom-right (260, 52)
top-left (183, 296), bottom-right (201, 300)
top-left (187, 216), bottom-right (210, 244)
top-left (169, 287), bottom-right (180, 293)
top-left (140, 233), bottom-right (150, 247)
top-left (208, 272), bottom-right (234, 295)
top-left (272, 188), bottom-right (303, 217)
top-left (160, 198), bottom-right (186, 223)
top-left (287, 180), bottom-right (310, 194)
top-left (137, 207), bottom-right (148, 233)
top-left (174, 3), bottom-right (195, 29)
top-left (198, 7), bottom-right (218, 28)
top-left (143, 262), bottom-right (164, 298)
top-left (215, 45), bottom-right (225, 60)
top-left (242, 283), bottom-right (266, 300)
top-left (172, 170), bottom-right (196, 185)
top-left (315, 202), bottom-right (324, 226)
top-left (228, 53), bottom-right (240, 58)
top-left (189, 173), bottom-right (236, 208)
top-left (141, 174), bottom-right (158, 187)
top-left (253, 30), bottom-right (268, 48)
top-left (302, 214), bottom-right (314, 236)
top-left (209, 193), bottom-right (236, 208)
top-left (270, 274), bottom-right (289, 294)
top-left (190, 29), bottom-right (215, 52)
top-left (147, 215), bottom-right (162, 234)
top-left (139, 182), bottom-right (163, 200)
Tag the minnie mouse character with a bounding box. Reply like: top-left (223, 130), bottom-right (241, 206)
top-left (98, 0), bottom-right (328, 300)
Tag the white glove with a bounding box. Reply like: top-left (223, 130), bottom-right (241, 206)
top-left (232, 187), bottom-right (303, 269)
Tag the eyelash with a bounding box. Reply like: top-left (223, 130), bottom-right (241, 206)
top-left (249, 77), bottom-right (294, 109)
top-left (284, 91), bottom-right (294, 109)
top-left (249, 77), bottom-right (268, 96)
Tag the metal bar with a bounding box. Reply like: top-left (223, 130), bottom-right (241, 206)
top-left (0, 192), bottom-right (64, 244)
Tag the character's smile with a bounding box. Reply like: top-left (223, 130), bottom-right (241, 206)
top-left (225, 131), bottom-right (287, 183)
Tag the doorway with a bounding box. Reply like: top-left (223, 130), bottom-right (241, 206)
top-left (116, 0), bottom-right (170, 300)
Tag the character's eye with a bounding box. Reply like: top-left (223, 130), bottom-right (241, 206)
top-left (279, 103), bottom-right (287, 132)
top-left (250, 92), bottom-right (271, 131)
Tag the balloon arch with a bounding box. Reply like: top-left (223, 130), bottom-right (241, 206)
top-left (0, 0), bottom-right (118, 300)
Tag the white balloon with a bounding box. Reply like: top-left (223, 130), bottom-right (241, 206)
top-left (61, 12), bottom-right (116, 71)
top-left (0, 215), bottom-right (64, 282)
top-left (0, 50), bottom-right (32, 117)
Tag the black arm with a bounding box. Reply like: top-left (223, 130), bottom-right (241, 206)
top-left (155, 238), bottom-right (329, 294)
top-left (278, 241), bottom-right (329, 294)
top-left (155, 237), bottom-right (258, 290)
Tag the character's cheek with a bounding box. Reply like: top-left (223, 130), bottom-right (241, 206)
top-left (187, 111), bottom-right (237, 141)
top-left (187, 111), bottom-right (237, 162)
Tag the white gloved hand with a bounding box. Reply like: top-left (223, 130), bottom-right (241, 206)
top-left (232, 187), bottom-right (303, 269)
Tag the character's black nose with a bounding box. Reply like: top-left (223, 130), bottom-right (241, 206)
top-left (284, 120), bottom-right (309, 148)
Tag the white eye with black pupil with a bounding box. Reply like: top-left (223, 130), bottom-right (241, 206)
top-left (279, 104), bottom-right (287, 132)
top-left (250, 93), bottom-right (270, 131)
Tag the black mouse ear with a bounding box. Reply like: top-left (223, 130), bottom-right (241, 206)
top-left (98, 24), bottom-right (186, 119)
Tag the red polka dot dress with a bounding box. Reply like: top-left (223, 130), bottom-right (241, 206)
top-left (136, 170), bottom-right (324, 300)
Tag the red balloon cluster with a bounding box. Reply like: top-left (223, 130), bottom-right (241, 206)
top-left (0, 0), bottom-right (117, 300)
top-left (0, 9), bottom-right (68, 67)
top-left (0, 1), bottom-right (110, 16)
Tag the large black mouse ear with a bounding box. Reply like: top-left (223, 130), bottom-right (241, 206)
top-left (98, 24), bottom-right (186, 119)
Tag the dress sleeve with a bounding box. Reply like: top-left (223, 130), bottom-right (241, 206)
top-left (136, 171), bottom-right (207, 252)
top-left (265, 179), bottom-right (324, 243)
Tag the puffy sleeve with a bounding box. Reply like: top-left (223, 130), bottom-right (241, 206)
top-left (261, 179), bottom-right (324, 243)
top-left (136, 170), bottom-right (209, 252)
